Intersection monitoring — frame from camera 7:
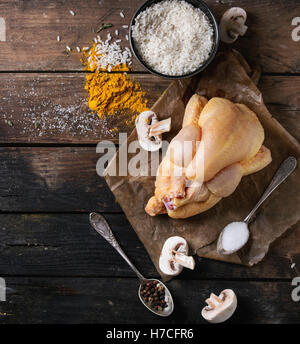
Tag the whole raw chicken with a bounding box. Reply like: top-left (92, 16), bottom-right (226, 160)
top-left (145, 95), bottom-right (272, 219)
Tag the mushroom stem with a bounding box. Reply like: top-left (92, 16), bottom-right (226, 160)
top-left (205, 298), bottom-right (216, 310)
top-left (205, 293), bottom-right (223, 309)
top-left (219, 7), bottom-right (248, 43)
top-left (202, 289), bottom-right (237, 323)
top-left (136, 111), bottom-right (171, 152)
top-left (149, 117), bottom-right (171, 136)
top-left (172, 251), bottom-right (195, 270)
top-left (230, 20), bottom-right (248, 36)
top-left (211, 293), bottom-right (223, 303)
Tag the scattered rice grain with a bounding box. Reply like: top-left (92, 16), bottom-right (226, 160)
top-left (120, 12), bottom-right (125, 18)
top-left (66, 45), bottom-right (71, 51)
top-left (83, 37), bottom-right (132, 71)
top-left (69, 10), bottom-right (75, 16)
top-left (57, 35), bottom-right (61, 42)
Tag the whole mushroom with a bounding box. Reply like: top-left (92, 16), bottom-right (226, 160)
top-left (135, 110), bottom-right (171, 152)
top-left (219, 7), bottom-right (248, 43)
top-left (159, 236), bottom-right (195, 276)
top-left (201, 289), bottom-right (237, 323)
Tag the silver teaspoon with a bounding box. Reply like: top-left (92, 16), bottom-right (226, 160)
top-left (217, 156), bottom-right (297, 256)
top-left (89, 212), bottom-right (174, 317)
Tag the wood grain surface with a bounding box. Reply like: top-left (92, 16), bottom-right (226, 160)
top-left (0, 0), bottom-right (299, 72)
top-left (0, 74), bottom-right (299, 143)
top-left (0, 147), bottom-right (120, 212)
top-left (0, 0), bottom-right (299, 324)
top-left (0, 213), bottom-right (298, 279)
top-left (0, 73), bottom-right (168, 143)
top-left (0, 277), bottom-right (298, 324)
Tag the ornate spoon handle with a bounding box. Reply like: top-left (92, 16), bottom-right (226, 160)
top-left (244, 156), bottom-right (297, 224)
top-left (89, 212), bottom-right (145, 282)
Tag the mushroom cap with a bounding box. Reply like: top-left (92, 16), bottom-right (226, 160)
top-left (219, 7), bottom-right (247, 43)
top-left (135, 110), bottom-right (162, 152)
top-left (159, 236), bottom-right (189, 276)
top-left (201, 289), bottom-right (237, 323)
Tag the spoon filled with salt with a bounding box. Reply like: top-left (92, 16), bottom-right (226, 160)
top-left (217, 156), bottom-right (297, 256)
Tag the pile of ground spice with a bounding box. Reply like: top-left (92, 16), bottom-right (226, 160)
top-left (83, 40), bottom-right (149, 126)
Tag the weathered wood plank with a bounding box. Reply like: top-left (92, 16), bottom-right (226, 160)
top-left (0, 74), bottom-right (299, 143)
top-left (0, 147), bottom-right (121, 212)
top-left (0, 213), bottom-right (298, 279)
top-left (0, 73), bottom-right (169, 143)
top-left (0, 0), bottom-right (299, 72)
top-left (258, 76), bottom-right (300, 142)
top-left (0, 277), bottom-right (299, 323)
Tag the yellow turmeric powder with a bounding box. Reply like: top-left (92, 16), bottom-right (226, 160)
top-left (85, 70), bottom-right (148, 124)
top-left (83, 43), bottom-right (149, 126)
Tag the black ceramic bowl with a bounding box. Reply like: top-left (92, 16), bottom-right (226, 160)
top-left (129, 0), bottom-right (219, 79)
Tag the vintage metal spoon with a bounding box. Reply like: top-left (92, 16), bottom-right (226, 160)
top-left (217, 156), bottom-right (297, 255)
top-left (89, 212), bottom-right (174, 317)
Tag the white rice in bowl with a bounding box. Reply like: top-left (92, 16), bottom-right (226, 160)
top-left (131, 0), bottom-right (214, 76)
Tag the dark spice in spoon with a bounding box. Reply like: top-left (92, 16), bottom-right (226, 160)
top-left (140, 280), bottom-right (168, 311)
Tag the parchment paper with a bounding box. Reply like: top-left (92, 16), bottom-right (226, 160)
top-left (104, 51), bottom-right (300, 279)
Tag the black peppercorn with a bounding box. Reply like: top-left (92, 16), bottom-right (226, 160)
top-left (140, 280), bottom-right (168, 312)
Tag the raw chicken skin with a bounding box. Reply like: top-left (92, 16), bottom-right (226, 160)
top-left (145, 95), bottom-right (272, 219)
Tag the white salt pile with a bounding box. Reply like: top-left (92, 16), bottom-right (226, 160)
top-left (131, 0), bottom-right (214, 76)
top-left (221, 222), bottom-right (249, 253)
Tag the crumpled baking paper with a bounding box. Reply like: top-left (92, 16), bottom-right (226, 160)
top-left (104, 50), bottom-right (300, 279)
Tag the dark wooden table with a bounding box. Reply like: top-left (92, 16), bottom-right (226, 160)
top-left (0, 0), bottom-right (299, 324)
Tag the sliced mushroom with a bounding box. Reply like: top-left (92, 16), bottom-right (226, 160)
top-left (201, 289), bottom-right (237, 323)
top-left (219, 7), bottom-right (248, 43)
top-left (159, 236), bottom-right (195, 276)
top-left (135, 111), bottom-right (171, 152)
